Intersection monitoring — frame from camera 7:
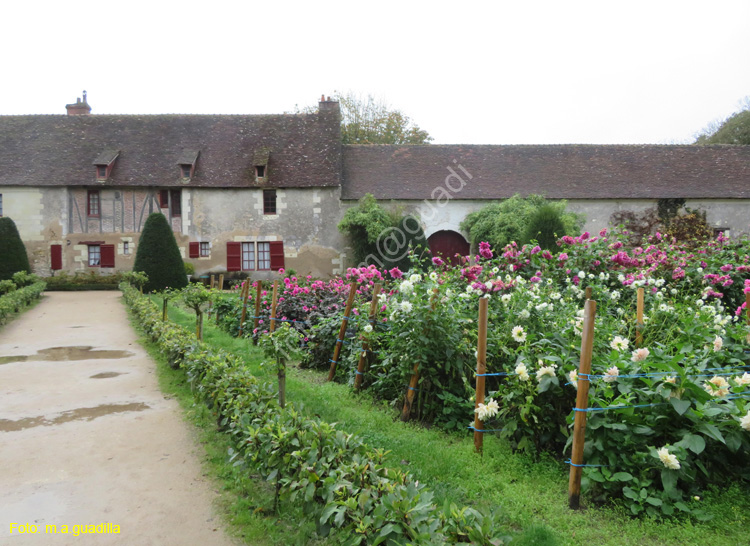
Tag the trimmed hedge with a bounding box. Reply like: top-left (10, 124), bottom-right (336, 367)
top-left (121, 283), bottom-right (510, 545)
top-left (0, 217), bottom-right (31, 281)
top-left (0, 281), bottom-right (46, 325)
top-left (133, 213), bottom-right (188, 293)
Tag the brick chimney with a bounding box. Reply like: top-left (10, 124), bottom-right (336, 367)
top-left (66, 90), bottom-right (91, 115)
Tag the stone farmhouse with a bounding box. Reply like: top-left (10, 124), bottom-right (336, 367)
top-left (1, 93), bottom-right (748, 279)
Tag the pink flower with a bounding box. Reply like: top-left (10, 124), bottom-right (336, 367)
top-left (530, 245), bottom-right (541, 254)
top-left (559, 253), bottom-right (569, 262)
top-left (542, 250), bottom-right (553, 259)
top-left (388, 267), bottom-right (403, 279)
top-left (631, 348), bottom-right (649, 362)
top-left (479, 241), bottom-right (493, 259)
top-left (432, 257), bottom-right (444, 266)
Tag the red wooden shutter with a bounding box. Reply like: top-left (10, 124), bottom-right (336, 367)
top-left (269, 241), bottom-right (285, 271)
top-left (100, 244), bottom-right (115, 268)
top-left (50, 244), bottom-right (63, 270)
top-left (189, 242), bottom-right (199, 258)
top-left (227, 242), bottom-right (241, 271)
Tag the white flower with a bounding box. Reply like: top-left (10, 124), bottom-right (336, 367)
top-left (511, 326), bottom-right (527, 343)
top-left (713, 336), bottom-right (723, 352)
top-left (655, 278), bottom-right (665, 287)
top-left (664, 376), bottom-right (677, 384)
top-left (363, 324), bottom-right (373, 333)
top-left (610, 336), bottom-right (629, 352)
top-left (409, 273), bottom-right (421, 283)
top-left (550, 292), bottom-right (561, 301)
top-left (485, 281), bottom-right (493, 290)
top-left (501, 293), bottom-right (512, 305)
top-left (377, 293), bottom-right (387, 304)
top-left (631, 348), bottom-right (649, 362)
top-left (657, 447), bottom-right (681, 470)
top-left (670, 288), bottom-right (678, 295)
top-left (603, 366), bottom-right (619, 383)
top-left (734, 373), bottom-right (750, 386)
top-left (740, 411), bottom-right (750, 431)
top-left (475, 398), bottom-right (499, 421)
top-left (610, 290), bottom-right (621, 301)
top-left (429, 271), bottom-right (438, 281)
top-left (400, 301), bottom-right (413, 313)
top-left (704, 375), bottom-right (730, 397)
top-left (399, 280), bottom-right (414, 295)
top-left (655, 291), bottom-right (665, 300)
top-left (518, 309), bottom-right (530, 320)
top-left (535, 302), bottom-right (548, 312)
top-left (515, 363), bottom-right (530, 381)
top-left (568, 369), bottom-right (578, 387)
top-left (536, 365), bottom-right (556, 381)
top-left (616, 307), bottom-right (625, 316)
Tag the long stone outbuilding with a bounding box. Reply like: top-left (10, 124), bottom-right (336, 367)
top-left (1, 93), bottom-right (749, 279)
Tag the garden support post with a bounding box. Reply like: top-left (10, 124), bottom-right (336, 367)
top-left (355, 283), bottom-right (382, 390)
top-left (270, 280), bottom-right (279, 333)
top-left (473, 297), bottom-right (488, 454)
top-left (278, 358), bottom-right (286, 408)
top-left (238, 282), bottom-right (249, 337)
top-left (162, 297), bottom-right (168, 322)
top-left (327, 282), bottom-right (359, 382)
top-left (402, 288), bottom-right (439, 422)
top-left (568, 299), bottom-right (597, 510)
top-left (216, 274), bottom-right (224, 324)
top-left (636, 287), bottom-right (644, 347)
top-left (585, 286), bottom-right (592, 300)
top-left (196, 310), bottom-right (204, 341)
top-left (253, 281), bottom-right (263, 345)
top-left (207, 275), bottom-right (215, 319)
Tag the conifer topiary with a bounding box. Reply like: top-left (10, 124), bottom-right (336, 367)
top-left (133, 213), bottom-right (188, 293)
top-left (384, 215), bottom-right (430, 272)
top-left (0, 217), bottom-right (31, 280)
top-left (523, 204), bottom-right (567, 250)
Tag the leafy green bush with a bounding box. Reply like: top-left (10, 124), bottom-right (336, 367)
top-left (0, 281), bottom-right (45, 324)
top-left (338, 194), bottom-right (400, 267)
top-left (184, 261), bottom-right (195, 276)
top-left (522, 204), bottom-right (567, 250)
top-left (133, 213), bottom-right (188, 293)
top-left (0, 280), bottom-right (16, 296)
top-left (0, 217), bottom-right (31, 281)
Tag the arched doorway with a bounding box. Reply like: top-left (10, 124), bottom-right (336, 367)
top-left (428, 230), bottom-right (470, 266)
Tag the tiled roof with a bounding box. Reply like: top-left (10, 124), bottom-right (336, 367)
top-left (341, 144), bottom-right (750, 200)
top-left (0, 111), bottom-right (340, 188)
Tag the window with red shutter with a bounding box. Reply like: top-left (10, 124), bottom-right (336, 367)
top-left (227, 242), bottom-right (241, 271)
top-left (51, 245), bottom-right (62, 270)
top-left (269, 241), bottom-right (285, 271)
top-left (100, 244), bottom-right (115, 268)
top-left (189, 242), bottom-right (200, 258)
top-left (159, 190), bottom-right (169, 208)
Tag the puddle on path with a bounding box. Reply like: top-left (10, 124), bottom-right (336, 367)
top-left (0, 402), bottom-right (150, 432)
top-left (0, 346), bottom-right (134, 365)
top-left (90, 372), bottom-right (126, 379)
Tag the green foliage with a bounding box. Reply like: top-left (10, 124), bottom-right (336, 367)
top-left (0, 280), bottom-right (16, 296)
top-left (522, 204), bottom-right (568, 250)
top-left (461, 195), bottom-right (582, 251)
top-left (0, 217), bottom-right (31, 281)
top-left (133, 213), bottom-right (188, 293)
top-left (121, 271), bottom-right (148, 290)
top-left (695, 107), bottom-right (750, 145)
top-left (12, 271), bottom-right (39, 287)
top-left (382, 215), bottom-right (430, 272)
top-left (657, 198), bottom-right (687, 225)
top-left (258, 322), bottom-right (303, 370)
top-left (184, 261), bottom-right (195, 276)
top-left (0, 281), bottom-right (45, 325)
top-left (335, 91), bottom-right (433, 145)
top-left (338, 194), bottom-right (399, 266)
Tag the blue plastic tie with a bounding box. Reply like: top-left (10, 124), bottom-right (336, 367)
top-left (354, 370), bottom-right (364, 375)
top-left (468, 426), bottom-right (503, 432)
top-left (574, 402), bottom-right (670, 412)
top-left (565, 458), bottom-right (608, 468)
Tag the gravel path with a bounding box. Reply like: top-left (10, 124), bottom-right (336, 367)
top-left (0, 291), bottom-right (238, 545)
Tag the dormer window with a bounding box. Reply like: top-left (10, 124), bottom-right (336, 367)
top-left (93, 149), bottom-right (119, 181)
top-left (255, 165), bottom-right (266, 178)
top-left (253, 147), bottom-right (270, 182)
top-left (177, 150), bottom-right (199, 180)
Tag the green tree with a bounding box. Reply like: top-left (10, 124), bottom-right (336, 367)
top-left (461, 194), bottom-right (582, 251)
top-left (293, 91), bottom-right (432, 144)
top-left (133, 213), bottom-right (188, 293)
top-left (0, 217), bottom-right (31, 280)
top-left (695, 99), bottom-right (750, 145)
top-left (522, 204), bottom-right (567, 251)
top-left (338, 194), bottom-right (400, 267)
top-left (383, 215), bottom-right (430, 272)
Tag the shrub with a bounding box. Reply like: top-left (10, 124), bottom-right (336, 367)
top-left (523, 204), bottom-right (567, 250)
top-left (0, 281), bottom-right (46, 325)
top-left (383, 215), bottom-right (430, 272)
top-left (133, 213), bottom-right (188, 293)
top-left (338, 194), bottom-right (399, 267)
top-left (184, 261), bottom-right (195, 276)
top-left (0, 217), bottom-right (31, 281)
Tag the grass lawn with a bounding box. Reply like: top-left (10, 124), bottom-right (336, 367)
top-left (151, 299), bottom-right (750, 546)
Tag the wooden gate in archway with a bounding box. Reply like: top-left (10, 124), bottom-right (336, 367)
top-left (427, 230), bottom-right (470, 266)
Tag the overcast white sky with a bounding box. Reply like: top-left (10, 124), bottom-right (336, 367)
top-left (2, 1), bottom-right (748, 145)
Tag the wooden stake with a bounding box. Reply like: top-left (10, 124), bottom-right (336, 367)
top-left (162, 297), bottom-right (168, 321)
top-left (278, 359), bottom-right (286, 408)
top-left (207, 275), bottom-right (215, 319)
top-left (402, 288), bottom-right (439, 421)
top-left (473, 297), bottom-right (489, 453)
top-left (253, 281), bottom-right (263, 345)
top-left (327, 282), bottom-right (359, 381)
top-left (196, 310), bottom-right (204, 341)
top-left (216, 274), bottom-right (225, 324)
top-left (354, 283), bottom-right (382, 390)
top-left (237, 282), bottom-right (250, 337)
top-left (270, 280), bottom-right (279, 333)
top-left (585, 286), bottom-right (593, 300)
top-left (635, 287), bottom-right (644, 347)
top-left (568, 299), bottom-right (597, 510)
